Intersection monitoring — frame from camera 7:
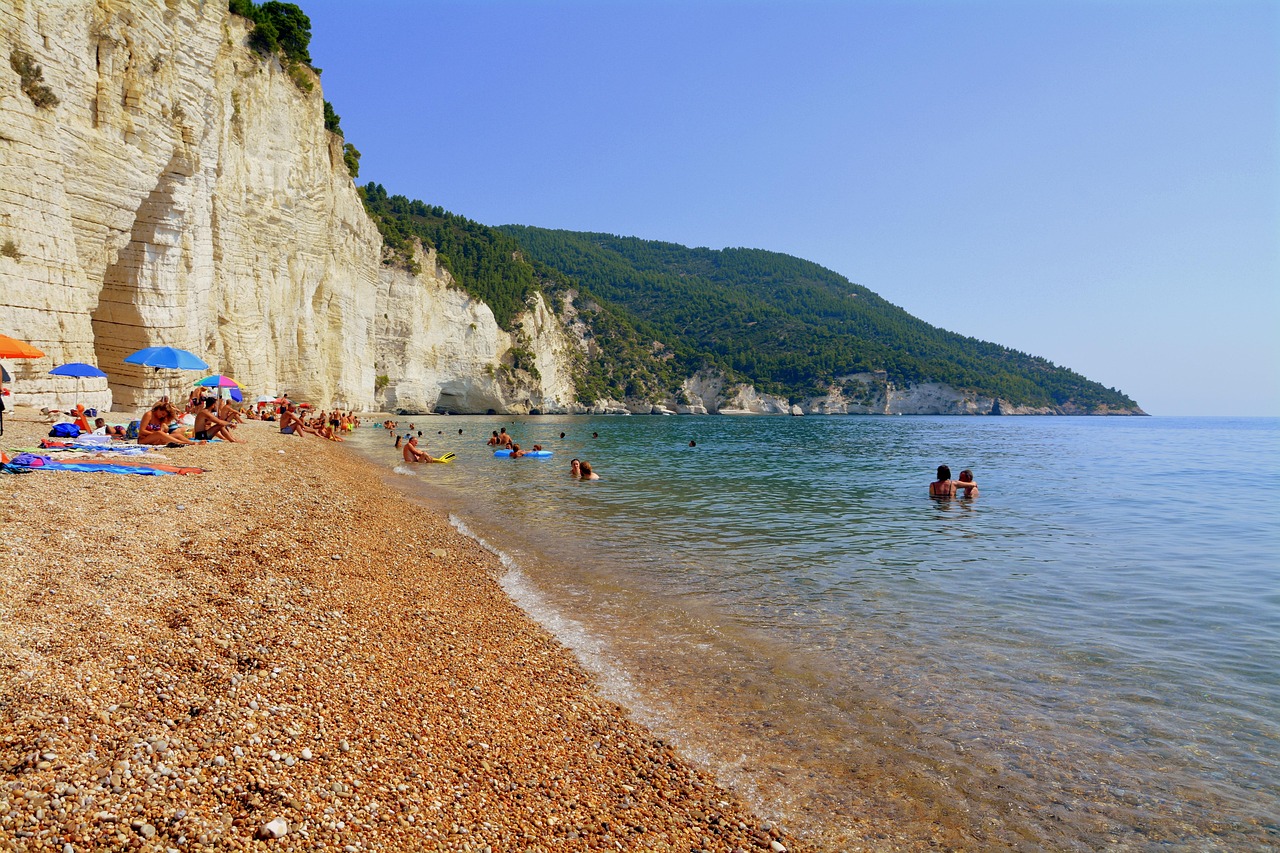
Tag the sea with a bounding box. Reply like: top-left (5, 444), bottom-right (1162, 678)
top-left (344, 415), bottom-right (1278, 852)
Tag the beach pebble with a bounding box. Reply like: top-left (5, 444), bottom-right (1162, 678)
top-left (770, 842), bottom-right (787, 852)
top-left (258, 816), bottom-right (289, 839)
top-left (300, 747), bottom-right (313, 760)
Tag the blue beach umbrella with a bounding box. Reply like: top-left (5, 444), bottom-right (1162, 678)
top-left (123, 346), bottom-right (208, 370)
top-left (49, 362), bottom-right (108, 408)
top-left (124, 346), bottom-right (208, 403)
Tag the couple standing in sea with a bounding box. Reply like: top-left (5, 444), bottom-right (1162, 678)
top-left (930, 464), bottom-right (978, 498)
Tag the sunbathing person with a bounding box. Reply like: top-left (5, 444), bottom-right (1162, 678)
top-left (278, 404), bottom-right (308, 436)
top-left (138, 402), bottom-right (199, 447)
top-left (194, 398), bottom-right (240, 442)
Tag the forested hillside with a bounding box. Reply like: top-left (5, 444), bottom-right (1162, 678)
top-left (359, 185), bottom-right (689, 403)
top-left (498, 227), bottom-right (1138, 410)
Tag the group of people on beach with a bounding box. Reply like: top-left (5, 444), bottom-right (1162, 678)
top-left (930, 465), bottom-right (978, 498)
top-left (135, 396), bottom-right (243, 447)
top-left (266, 401), bottom-right (360, 441)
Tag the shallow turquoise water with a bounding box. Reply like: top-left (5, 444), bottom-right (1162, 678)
top-left (349, 416), bottom-right (1279, 850)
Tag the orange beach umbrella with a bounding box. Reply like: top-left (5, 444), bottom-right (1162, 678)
top-left (0, 333), bottom-right (44, 359)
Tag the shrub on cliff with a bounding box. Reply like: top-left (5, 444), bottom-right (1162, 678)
top-left (10, 50), bottom-right (59, 109)
top-left (230, 0), bottom-right (313, 68)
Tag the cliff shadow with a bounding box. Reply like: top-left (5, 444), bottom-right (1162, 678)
top-left (92, 153), bottom-right (199, 409)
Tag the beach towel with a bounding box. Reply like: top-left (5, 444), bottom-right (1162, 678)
top-left (6, 452), bottom-right (203, 475)
top-left (125, 420), bottom-right (140, 439)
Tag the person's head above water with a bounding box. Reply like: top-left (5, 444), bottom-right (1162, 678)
top-left (936, 465), bottom-right (952, 481)
top-left (958, 469), bottom-right (974, 483)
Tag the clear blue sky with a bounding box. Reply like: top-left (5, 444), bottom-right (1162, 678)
top-left (304, 0), bottom-right (1279, 416)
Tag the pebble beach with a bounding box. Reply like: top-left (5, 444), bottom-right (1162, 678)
top-left (0, 411), bottom-right (793, 852)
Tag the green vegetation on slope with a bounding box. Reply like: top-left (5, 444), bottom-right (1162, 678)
top-left (499, 227), bottom-right (1139, 410)
top-left (357, 186), bottom-right (682, 403)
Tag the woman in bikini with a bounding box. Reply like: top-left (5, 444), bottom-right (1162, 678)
top-left (138, 402), bottom-right (198, 447)
top-left (930, 465), bottom-right (956, 498)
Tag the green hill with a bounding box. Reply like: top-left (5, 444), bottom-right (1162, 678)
top-left (498, 227), bottom-right (1140, 412)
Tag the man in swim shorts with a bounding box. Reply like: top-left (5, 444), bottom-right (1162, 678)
top-left (403, 436), bottom-right (444, 463)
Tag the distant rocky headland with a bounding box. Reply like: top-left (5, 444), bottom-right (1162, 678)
top-left (0, 0), bottom-right (1144, 416)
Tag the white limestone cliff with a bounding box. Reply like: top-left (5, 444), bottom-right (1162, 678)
top-left (373, 243), bottom-right (579, 415)
top-left (0, 0), bottom-right (579, 414)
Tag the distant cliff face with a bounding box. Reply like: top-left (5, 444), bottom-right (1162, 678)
top-left (0, 0), bottom-right (576, 413)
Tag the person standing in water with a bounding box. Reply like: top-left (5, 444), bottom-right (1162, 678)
top-left (957, 469), bottom-right (979, 498)
top-left (930, 465), bottom-right (956, 498)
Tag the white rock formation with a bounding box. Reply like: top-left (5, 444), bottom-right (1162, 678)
top-left (0, 0), bottom-right (579, 414)
top-left (373, 243), bottom-right (580, 414)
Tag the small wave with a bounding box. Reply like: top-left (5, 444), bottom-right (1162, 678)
top-left (392, 464), bottom-right (417, 476)
top-left (447, 513), bottom-right (650, 713)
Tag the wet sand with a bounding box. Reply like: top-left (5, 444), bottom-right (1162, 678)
top-left (0, 410), bottom-right (794, 851)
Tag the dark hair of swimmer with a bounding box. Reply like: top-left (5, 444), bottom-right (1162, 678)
top-left (560, 432), bottom-right (565, 439)
top-left (937, 465), bottom-right (951, 481)
top-left (592, 432), bottom-right (599, 438)
top-left (959, 469), bottom-right (974, 482)
top-left (689, 440), bottom-right (696, 447)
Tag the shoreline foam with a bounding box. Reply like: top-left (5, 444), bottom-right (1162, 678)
top-left (0, 410), bottom-right (792, 851)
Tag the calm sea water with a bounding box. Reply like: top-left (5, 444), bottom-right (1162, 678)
top-left (347, 416), bottom-right (1279, 851)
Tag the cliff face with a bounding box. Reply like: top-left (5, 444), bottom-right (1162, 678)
top-left (373, 244), bottom-right (579, 415)
top-left (0, 0), bottom-right (576, 413)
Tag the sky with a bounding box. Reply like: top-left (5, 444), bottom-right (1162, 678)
top-left (303, 0), bottom-right (1279, 416)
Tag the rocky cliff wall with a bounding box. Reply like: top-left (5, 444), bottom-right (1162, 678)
top-left (0, 0), bottom-right (578, 414)
top-left (373, 243), bottom-right (579, 415)
top-left (1, 1), bottom-right (381, 409)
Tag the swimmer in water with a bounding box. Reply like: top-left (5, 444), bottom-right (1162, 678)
top-left (569, 458), bottom-right (581, 478)
top-left (957, 469), bottom-right (979, 498)
top-left (930, 465), bottom-right (956, 498)
top-left (579, 461), bottom-right (600, 480)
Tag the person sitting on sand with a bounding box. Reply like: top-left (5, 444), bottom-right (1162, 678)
top-left (569, 458), bottom-right (581, 479)
top-left (278, 404), bottom-right (311, 436)
top-left (403, 436), bottom-right (444, 464)
top-left (579, 461), bottom-right (600, 480)
top-left (217, 398), bottom-right (244, 425)
top-left (957, 469), bottom-right (979, 498)
top-left (930, 465), bottom-right (956, 498)
top-left (139, 402), bottom-right (199, 447)
top-left (194, 398), bottom-right (240, 443)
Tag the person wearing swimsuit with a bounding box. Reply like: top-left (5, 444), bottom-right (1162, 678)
top-left (138, 403), bottom-right (198, 447)
top-left (930, 465), bottom-right (956, 498)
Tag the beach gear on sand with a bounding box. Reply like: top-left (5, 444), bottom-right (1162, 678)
top-left (493, 449), bottom-right (553, 458)
top-left (49, 423), bottom-right (81, 438)
top-left (7, 452), bottom-right (203, 475)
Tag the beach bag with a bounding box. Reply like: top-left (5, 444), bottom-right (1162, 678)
top-left (49, 423), bottom-right (80, 438)
top-left (125, 420), bottom-right (140, 439)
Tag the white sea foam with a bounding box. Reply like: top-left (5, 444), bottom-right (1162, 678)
top-left (392, 464), bottom-right (417, 476)
top-left (447, 513), bottom-right (652, 716)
